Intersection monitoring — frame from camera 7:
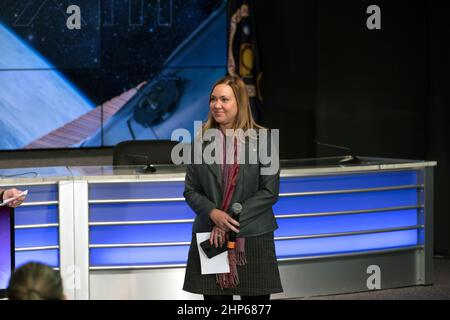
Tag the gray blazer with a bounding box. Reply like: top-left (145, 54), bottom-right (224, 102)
top-left (184, 133), bottom-right (279, 237)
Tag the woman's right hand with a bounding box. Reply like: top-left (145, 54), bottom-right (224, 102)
top-left (209, 208), bottom-right (240, 233)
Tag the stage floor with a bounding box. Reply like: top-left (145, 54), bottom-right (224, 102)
top-left (298, 257), bottom-right (450, 300)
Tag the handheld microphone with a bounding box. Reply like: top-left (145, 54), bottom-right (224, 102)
top-left (227, 202), bottom-right (242, 249)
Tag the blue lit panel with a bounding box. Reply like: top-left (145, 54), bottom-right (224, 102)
top-left (90, 245), bottom-right (189, 266)
top-left (280, 171), bottom-right (418, 194)
top-left (89, 202), bottom-right (195, 222)
top-left (15, 249), bottom-right (59, 268)
top-left (14, 205), bottom-right (58, 226)
top-left (275, 209), bottom-right (418, 237)
top-left (15, 227), bottom-right (59, 248)
top-left (90, 223), bottom-right (193, 244)
top-left (87, 170), bottom-right (425, 267)
top-left (89, 181), bottom-right (185, 200)
top-left (275, 230), bottom-right (419, 258)
top-left (274, 189), bottom-right (418, 215)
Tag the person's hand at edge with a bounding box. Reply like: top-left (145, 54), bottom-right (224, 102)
top-left (2, 188), bottom-right (26, 208)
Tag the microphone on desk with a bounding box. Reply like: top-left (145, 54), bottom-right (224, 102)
top-left (227, 202), bottom-right (242, 250)
top-left (314, 140), bottom-right (361, 164)
top-left (125, 153), bottom-right (157, 173)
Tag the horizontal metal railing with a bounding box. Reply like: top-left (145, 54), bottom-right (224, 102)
top-left (20, 201), bottom-right (58, 207)
top-left (90, 219), bottom-right (194, 226)
top-left (90, 242), bottom-right (191, 249)
top-left (89, 197), bottom-right (185, 204)
top-left (15, 245), bottom-right (59, 252)
top-left (15, 223), bottom-right (59, 229)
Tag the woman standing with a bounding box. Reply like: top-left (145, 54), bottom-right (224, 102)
top-left (183, 76), bottom-right (282, 300)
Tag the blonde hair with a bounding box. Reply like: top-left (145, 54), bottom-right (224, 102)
top-left (203, 75), bottom-right (264, 133)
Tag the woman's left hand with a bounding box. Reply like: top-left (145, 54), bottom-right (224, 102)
top-left (209, 226), bottom-right (227, 248)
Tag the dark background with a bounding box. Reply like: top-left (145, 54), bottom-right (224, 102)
top-left (256, 0), bottom-right (450, 256)
top-left (1, 0), bottom-right (449, 254)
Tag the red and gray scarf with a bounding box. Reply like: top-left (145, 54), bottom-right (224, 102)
top-left (216, 133), bottom-right (246, 289)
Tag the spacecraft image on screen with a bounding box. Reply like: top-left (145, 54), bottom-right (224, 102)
top-left (0, 0), bottom-right (227, 150)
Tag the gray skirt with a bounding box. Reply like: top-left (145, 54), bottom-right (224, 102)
top-left (183, 232), bottom-right (283, 296)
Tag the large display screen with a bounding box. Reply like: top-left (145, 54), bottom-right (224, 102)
top-left (0, 0), bottom-right (227, 150)
top-left (0, 206), bottom-right (14, 296)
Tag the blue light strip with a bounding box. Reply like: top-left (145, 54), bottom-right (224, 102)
top-left (273, 189), bottom-right (418, 214)
top-left (275, 230), bottom-right (419, 258)
top-left (275, 209), bottom-right (418, 237)
top-left (90, 223), bottom-right (192, 244)
top-left (14, 205), bottom-right (59, 226)
top-left (89, 202), bottom-right (194, 222)
top-left (89, 181), bottom-right (185, 200)
top-left (90, 246), bottom-right (189, 266)
top-left (15, 228), bottom-right (59, 248)
top-left (15, 250), bottom-right (59, 268)
top-left (280, 171), bottom-right (417, 193)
